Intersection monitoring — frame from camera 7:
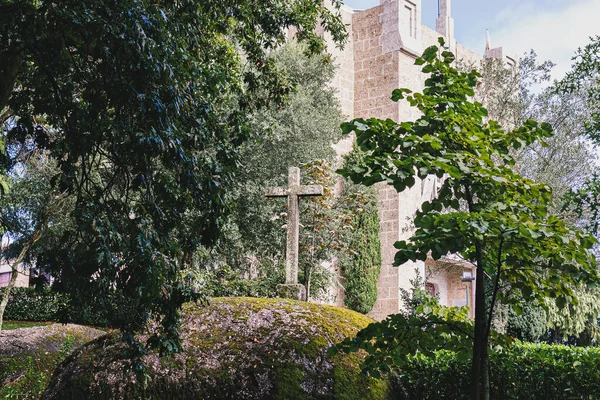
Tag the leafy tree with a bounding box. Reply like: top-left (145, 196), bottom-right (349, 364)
top-left (466, 51), bottom-right (595, 216)
top-left (0, 0), bottom-right (346, 351)
top-left (469, 49), bottom-right (600, 344)
top-left (221, 41), bottom-right (345, 268)
top-left (557, 35), bottom-right (600, 235)
top-left (337, 39), bottom-right (598, 400)
top-left (506, 301), bottom-right (547, 342)
top-left (463, 50), bottom-right (554, 131)
top-left (544, 286), bottom-right (600, 345)
top-left (205, 42), bottom-right (376, 301)
top-left (560, 35), bottom-right (600, 143)
top-left (0, 149), bottom-right (71, 329)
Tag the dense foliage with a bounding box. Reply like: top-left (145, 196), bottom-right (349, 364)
top-left (337, 39), bottom-right (598, 399)
top-left (506, 301), bottom-right (547, 342)
top-left (341, 210), bottom-right (381, 314)
top-left (192, 42), bottom-right (374, 301)
top-left (560, 35), bottom-right (600, 143)
top-left (0, 0), bottom-right (346, 352)
top-left (392, 343), bottom-right (600, 399)
top-left (221, 42), bottom-right (345, 268)
top-left (473, 49), bottom-right (600, 343)
top-left (0, 287), bottom-right (66, 322)
top-left (0, 287), bottom-right (114, 326)
top-left (331, 293), bottom-right (479, 378)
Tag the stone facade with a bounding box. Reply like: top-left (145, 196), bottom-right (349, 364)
top-left (0, 263), bottom-right (29, 288)
top-left (326, 0), bottom-right (510, 320)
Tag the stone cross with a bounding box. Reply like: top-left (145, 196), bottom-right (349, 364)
top-left (265, 166), bottom-right (323, 300)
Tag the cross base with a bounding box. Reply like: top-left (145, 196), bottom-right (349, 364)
top-left (277, 284), bottom-right (306, 301)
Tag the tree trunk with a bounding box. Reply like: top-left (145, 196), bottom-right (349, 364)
top-left (483, 349), bottom-right (491, 400)
top-left (466, 182), bottom-right (489, 400)
top-left (0, 227), bottom-right (44, 330)
top-left (0, 266), bottom-right (19, 330)
top-left (471, 243), bottom-right (486, 400)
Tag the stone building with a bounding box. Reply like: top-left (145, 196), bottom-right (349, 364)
top-left (0, 261), bottom-right (29, 288)
top-left (323, 0), bottom-right (514, 320)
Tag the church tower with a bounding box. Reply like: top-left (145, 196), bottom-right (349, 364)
top-left (381, 0), bottom-right (422, 55)
top-left (436, 0), bottom-right (455, 51)
top-left (327, 0), bottom-right (486, 320)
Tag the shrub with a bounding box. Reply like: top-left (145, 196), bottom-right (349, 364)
top-left (0, 287), bottom-right (68, 322)
top-left (506, 301), bottom-right (547, 342)
top-left (1, 286), bottom-right (109, 326)
top-left (341, 210), bottom-right (382, 314)
top-left (197, 263), bottom-right (285, 298)
top-left (393, 342), bottom-right (600, 399)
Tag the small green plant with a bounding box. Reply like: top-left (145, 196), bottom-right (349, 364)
top-left (59, 334), bottom-right (75, 359)
top-left (398, 268), bottom-right (437, 317)
top-left (1, 356), bottom-right (49, 400)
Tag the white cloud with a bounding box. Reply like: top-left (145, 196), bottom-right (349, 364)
top-left (465, 0), bottom-right (600, 81)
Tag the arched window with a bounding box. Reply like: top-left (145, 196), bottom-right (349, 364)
top-left (425, 282), bottom-right (436, 297)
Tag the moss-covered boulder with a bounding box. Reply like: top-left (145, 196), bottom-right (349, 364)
top-left (0, 323), bottom-right (104, 399)
top-left (42, 297), bottom-right (389, 400)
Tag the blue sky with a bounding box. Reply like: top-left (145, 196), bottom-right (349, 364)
top-left (343, 0), bottom-right (600, 80)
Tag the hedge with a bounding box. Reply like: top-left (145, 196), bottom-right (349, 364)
top-left (0, 287), bottom-right (107, 325)
top-left (0, 287), bottom-right (68, 322)
top-left (394, 342), bottom-right (600, 399)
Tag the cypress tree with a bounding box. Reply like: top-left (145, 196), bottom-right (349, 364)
top-left (342, 210), bottom-right (382, 314)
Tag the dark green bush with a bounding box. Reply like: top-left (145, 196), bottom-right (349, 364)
top-left (1, 286), bottom-right (108, 326)
top-left (1, 287), bottom-right (68, 322)
top-left (341, 210), bottom-right (382, 314)
top-left (393, 342), bottom-right (600, 399)
top-left (199, 263), bottom-right (285, 298)
top-left (506, 301), bottom-right (547, 342)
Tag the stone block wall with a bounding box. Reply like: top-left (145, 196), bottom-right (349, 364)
top-left (353, 6), bottom-right (399, 121)
top-left (351, 6), bottom-right (405, 320)
top-left (325, 4), bottom-right (355, 120)
top-left (324, 0), bottom-right (488, 321)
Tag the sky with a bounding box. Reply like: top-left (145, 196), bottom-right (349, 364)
top-left (343, 0), bottom-right (600, 81)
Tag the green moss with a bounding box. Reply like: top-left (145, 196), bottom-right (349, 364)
top-left (332, 356), bottom-right (390, 400)
top-left (272, 363), bottom-right (306, 399)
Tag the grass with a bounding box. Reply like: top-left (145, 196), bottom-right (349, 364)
top-left (2, 320), bottom-right (51, 330)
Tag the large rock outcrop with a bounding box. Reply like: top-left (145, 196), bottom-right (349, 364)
top-left (42, 297), bottom-right (390, 399)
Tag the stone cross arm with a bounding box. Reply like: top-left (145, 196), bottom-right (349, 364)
top-left (264, 185), bottom-right (323, 197)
